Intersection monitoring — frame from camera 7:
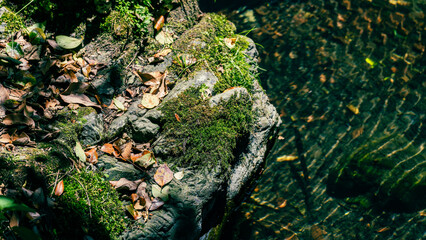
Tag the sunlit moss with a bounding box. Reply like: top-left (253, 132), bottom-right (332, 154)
top-left (160, 86), bottom-right (252, 171)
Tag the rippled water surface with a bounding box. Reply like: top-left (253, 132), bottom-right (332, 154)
top-left (214, 0), bottom-right (425, 239)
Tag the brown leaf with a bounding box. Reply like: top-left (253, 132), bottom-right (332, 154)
top-left (136, 182), bottom-right (152, 210)
top-left (54, 180), bottom-right (64, 196)
top-left (45, 98), bottom-right (60, 109)
top-left (101, 143), bottom-right (114, 155)
top-left (0, 83), bottom-right (10, 104)
top-left (2, 113), bottom-right (35, 128)
top-left (154, 164), bottom-right (173, 187)
top-left (9, 212), bottom-right (19, 227)
top-left (156, 70), bottom-right (168, 98)
top-left (133, 199), bottom-right (145, 210)
top-left (149, 197), bottom-right (164, 211)
top-left (141, 93), bottom-right (160, 109)
top-left (109, 178), bottom-right (138, 191)
top-left (153, 48), bottom-right (171, 58)
top-left (121, 142), bottom-right (133, 160)
top-left (82, 65), bottom-right (91, 78)
top-left (0, 133), bottom-right (12, 144)
top-left (125, 204), bottom-right (143, 220)
top-left (85, 148), bottom-right (98, 164)
top-left (138, 71), bottom-right (164, 85)
top-left (60, 94), bottom-right (100, 108)
top-left (11, 132), bottom-right (34, 146)
top-left (154, 15), bottom-right (165, 31)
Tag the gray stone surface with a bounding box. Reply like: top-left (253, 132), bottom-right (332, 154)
top-left (128, 117), bottom-right (160, 143)
top-left (162, 70), bottom-right (218, 102)
top-left (80, 113), bottom-right (104, 146)
top-left (209, 87), bottom-right (249, 107)
top-left (97, 155), bottom-right (145, 181)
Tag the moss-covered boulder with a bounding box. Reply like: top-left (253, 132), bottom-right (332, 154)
top-left (327, 134), bottom-right (426, 212)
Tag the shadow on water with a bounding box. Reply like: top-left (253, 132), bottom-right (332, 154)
top-left (212, 0), bottom-right (425, 239)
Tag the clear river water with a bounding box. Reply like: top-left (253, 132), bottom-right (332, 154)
top-left (201, 0), bottom-right (425, 239)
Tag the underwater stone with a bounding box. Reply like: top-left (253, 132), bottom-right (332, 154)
top-left (327, 134), bottom-right (426, 212)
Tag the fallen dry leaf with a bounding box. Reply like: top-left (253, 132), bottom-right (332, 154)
top-left (60, 94), bottom-right (99, 108)
top-left (101, 143), bottom-right (114, 154)
top-left (131, 193), bottom-right (139, 203)
top-left (347, 104), bottom-right (359, 115)
top-left (276, 155), bottom-right (298, 162)
top-left (121, 142), bottom-right (133, 160)
top-left (134, 151), bottom-right (155, 168)
top-left (54, 180), bottom-right (64, 196)
top-left (154, 15), bottom-right (165, 31)
top-left (153, 48), bottom-right (171, 58)
top-left (141, 93), bottom-right (160, 109)
top-left (0, 134), bottom-right (12, 144)
top-left (85, 147), bottom-right (98, 164)
top-left (149, 197), bottom-right (164, 211)
top-left (2, 113), bottom-right (35, 128)
top-left (174, 113), bottom-right (181, 122)
top-left (224, 37), bottom-right (237, 49)
top-left (154, 164), bottom-right (173, 187)
top-left (11, 132), bottom-right (34, 146)
top-left (110, 178), bottom-right (138, 191)
top-left (126, 204), bottom-right (143, 220)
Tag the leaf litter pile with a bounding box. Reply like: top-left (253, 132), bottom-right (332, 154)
top-left (0, 22), bottom-right (182, 233)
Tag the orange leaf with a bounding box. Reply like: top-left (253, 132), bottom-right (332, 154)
top-left (154, 15), bottom-right (165, 31)
top-left (174, 113), bottom-right (181, 122)
top-left (377, 227), bottom-right (390, 233)
top-left (154, 164), bottom-right (173, 187)
top-left (85, 148), bottom-right (98, 164)
top-left (131, 193), bottom-right (139, 203)
top-left (130, 152), bottom-right (143, 162)
top-left (54, 180), bottom-right (64, 196)
top-left (278, 199), bottom-right (287, 208)
top-left (100, 143), bottom-right (114, 155)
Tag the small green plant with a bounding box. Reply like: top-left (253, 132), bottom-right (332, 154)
top-left (160, 86), bottom-right (253, 171)
top-left (170, 13), bottom-right (257, 93)
top-left (101, 0), bottom-right (152, 38)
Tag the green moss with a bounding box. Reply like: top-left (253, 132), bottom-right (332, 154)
top-left (160, 86), bottom-right (252, 171)
top-left (0, 144), bottom-right (71, 190)
top-left (53, 107), bottom-right (96, 143)
top-left (55, 170), bottom-right (126, 239)
top-left (171, 13), bottom-right (257, 93)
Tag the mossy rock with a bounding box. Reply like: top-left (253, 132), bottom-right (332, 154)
top-left (170, 13), bottom-right (255, 93)
top-left (55, 170), bottom-right (126, 239)
top-left (159, 85), bottom-right (252, 171)
top-left (327, 134), bottom-right (426, 212)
